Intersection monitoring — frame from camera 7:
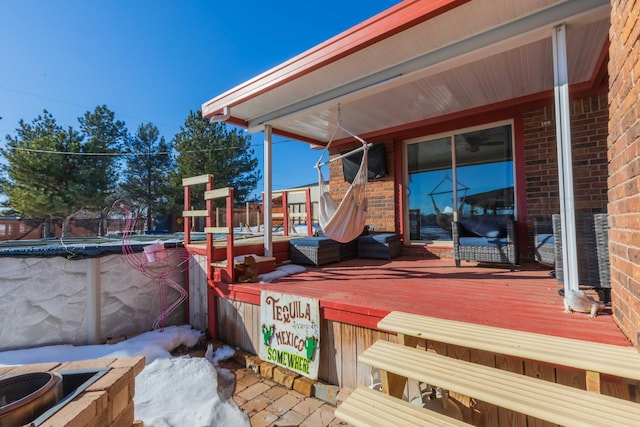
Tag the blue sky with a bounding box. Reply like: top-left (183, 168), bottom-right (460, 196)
top-left (0, 1), bottom-right (398, 198)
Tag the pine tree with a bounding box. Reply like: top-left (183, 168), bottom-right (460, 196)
top-left (170, 110), bottom-right (260, 208)
top-left (0, 107), bottom-right (126, 236)
top-left (120, 122), bottom-right (174, 230)
top-left (77, 105), bottom-right (128, 205)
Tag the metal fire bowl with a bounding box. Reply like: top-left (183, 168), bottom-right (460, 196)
top-left (0, 372), bottom-right (64, 427)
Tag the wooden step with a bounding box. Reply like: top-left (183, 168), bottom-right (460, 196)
top-left (359, 340), bottom-right (640, 426)
top-left (335, 386), bottom-right (471, 427)
top-left (378, 311), bottom-right (640, 385)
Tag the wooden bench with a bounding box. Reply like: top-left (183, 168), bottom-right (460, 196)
top-left (336, 311), bottom-right (640, 426)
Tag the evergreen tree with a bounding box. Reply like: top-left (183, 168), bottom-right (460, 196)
top-left (170, 110), bottom-right (260, 207)
top-left (77, 105), bottom-right (128, 203)
top-left (120, 122), bottom-right (174, 230)
top-left (0, 107), bottom-right (126, 236)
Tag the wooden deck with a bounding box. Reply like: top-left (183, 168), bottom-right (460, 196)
top-left (214, 256), bottom-right (631, 347)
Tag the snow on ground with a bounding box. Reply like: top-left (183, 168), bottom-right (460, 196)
top-left (0, 257), bottom-right (309, 426)
top-left (0, 325), bottom-right (249, 427)
top-left (260, 263), bottom-right (307, 282)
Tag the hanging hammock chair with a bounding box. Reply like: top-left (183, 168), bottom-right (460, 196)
top-left (428, 174), bottom-right (469, 232)
top-left (315, 115), bottom-right (371, 243)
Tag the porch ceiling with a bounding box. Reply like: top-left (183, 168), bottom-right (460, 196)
top-left (202, 0), bottom-right (610, 145)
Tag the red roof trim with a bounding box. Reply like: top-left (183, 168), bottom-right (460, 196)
top-left (589, 39), bottom-right (610, 89)
top-left (202, 0), bottom-right (471, 118)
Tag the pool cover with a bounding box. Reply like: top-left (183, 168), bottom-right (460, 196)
top-left (0, 234), bottom-right (190, 260)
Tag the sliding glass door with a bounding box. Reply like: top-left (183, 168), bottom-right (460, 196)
top-left (405, 122), bottom-right (514, 242)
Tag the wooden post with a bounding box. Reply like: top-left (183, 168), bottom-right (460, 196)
top-left (226, 188), bottom-right (235, 282)
top-left (397, 333), bottom-right (420, 349)
top-left (282, 191), bottom-right (289, 236)
top-left (205, 176), bottom-right (217, 340)
top-left (245, 202), bottom-right (250, 231)
top-left (183, 185), bottom-right (191, 245)
top-left (305, 187), bottom-right (313, 236)
top-left (381, 371), bottom-right (408, 399)
top-left (585, 370), bottom-right (601, 393)
top-left (205, 179), bottom-right (215, 283)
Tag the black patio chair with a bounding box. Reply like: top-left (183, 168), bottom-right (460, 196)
top-left (452, 214), bottom-right (518, 271)
top-left (533, 216), bottom-right (555, 266)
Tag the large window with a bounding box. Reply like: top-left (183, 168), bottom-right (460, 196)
top-left (405, 123), bottom-right (514, 242)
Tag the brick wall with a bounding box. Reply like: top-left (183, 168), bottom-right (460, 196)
top-left (522, 95), bottom-right (609, 260)
top-left (523, 95), bottom-right (609, 218)
top-left (329, 140), bottom-right (396, 233)
top-left (523, 106), bottom-right (561, 217)
top-left (608, 0), bottom-right (640, 347)
top-left (327, 98), bottom-right (610, 252)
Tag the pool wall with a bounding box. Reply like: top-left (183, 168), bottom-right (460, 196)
top-left (0, 249), bottom-right (187, 351)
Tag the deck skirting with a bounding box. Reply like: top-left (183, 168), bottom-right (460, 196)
top-left (213, 296), bottom-right (640, 423)
top-left (186, 254), bottom-right (639, 424)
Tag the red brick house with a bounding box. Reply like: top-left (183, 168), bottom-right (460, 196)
top-left (201, 0), bottom-right (640, 348)
top-left (608, 0), bottom-right (640, 347)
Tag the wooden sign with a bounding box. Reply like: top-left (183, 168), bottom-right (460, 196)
top-left (259, 291), bottom-right (320, 379)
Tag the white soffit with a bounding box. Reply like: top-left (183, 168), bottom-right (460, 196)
top-left (204, 0), bottom-right (610, 143)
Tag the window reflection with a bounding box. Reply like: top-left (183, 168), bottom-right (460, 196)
top-left (406, 124), bottom-right (514, 242)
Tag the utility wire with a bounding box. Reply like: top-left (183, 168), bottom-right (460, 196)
top-left (10, 147), bottom-right (174, 157)
top-left (7, 138), bottom-right (293, 157)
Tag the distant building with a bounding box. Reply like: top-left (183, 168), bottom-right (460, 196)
top-left (0, 216), bottom-right (43, 240)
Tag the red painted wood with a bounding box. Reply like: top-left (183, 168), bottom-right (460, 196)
top-left (211, 240), bottom-right (290, 261)
top-left (393, 140), bottom-right (403, 236)
top-left (183, 185), bottom-right (191, 246)
top-left (213, 257), bottom-right (631, 348)
top-left (225, 190), bottom-right (235, 282)
top-left (513, 111), bottom-right (529, 256)
top-left (207, 281), bottom-right (217, 340)
top-left (206, 178), bottom-right (214, 281)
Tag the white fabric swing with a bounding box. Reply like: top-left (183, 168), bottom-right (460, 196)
top-left (315, 122), bottom-right (371, 243)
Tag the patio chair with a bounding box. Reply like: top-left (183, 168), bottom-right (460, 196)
top-left (552, 213), bottom-right (610, 303)
top-left (289, 237), bottom-right (341, 266)
top-left (452, 214), bottom-right (518, 271)
top-left (533, 216), bottom-right (555, 266)
top-left (594, 213), bottom-right (611, 294)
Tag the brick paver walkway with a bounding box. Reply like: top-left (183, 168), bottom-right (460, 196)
top-left (179, 340), bottom-right (352, 427)
top-left (224, 359), bottom-right (351, 427)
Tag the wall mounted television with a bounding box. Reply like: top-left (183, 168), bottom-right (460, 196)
top-left (342, 143), bottom-right (388, 183)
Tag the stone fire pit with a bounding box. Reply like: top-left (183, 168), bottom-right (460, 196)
top-left (0, 356), bottom-right (145, 427)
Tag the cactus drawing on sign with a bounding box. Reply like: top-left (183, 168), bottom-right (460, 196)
top-left (304, 336), bottom-right (318, 360)
top-left (262, 324), bottom-right (274, 346)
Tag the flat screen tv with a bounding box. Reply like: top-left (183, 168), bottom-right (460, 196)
top-left (342, 143), bottom-right (388, 183)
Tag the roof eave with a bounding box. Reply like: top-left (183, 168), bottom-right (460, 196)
top-left (201, 0), bottom-right (471, 120)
